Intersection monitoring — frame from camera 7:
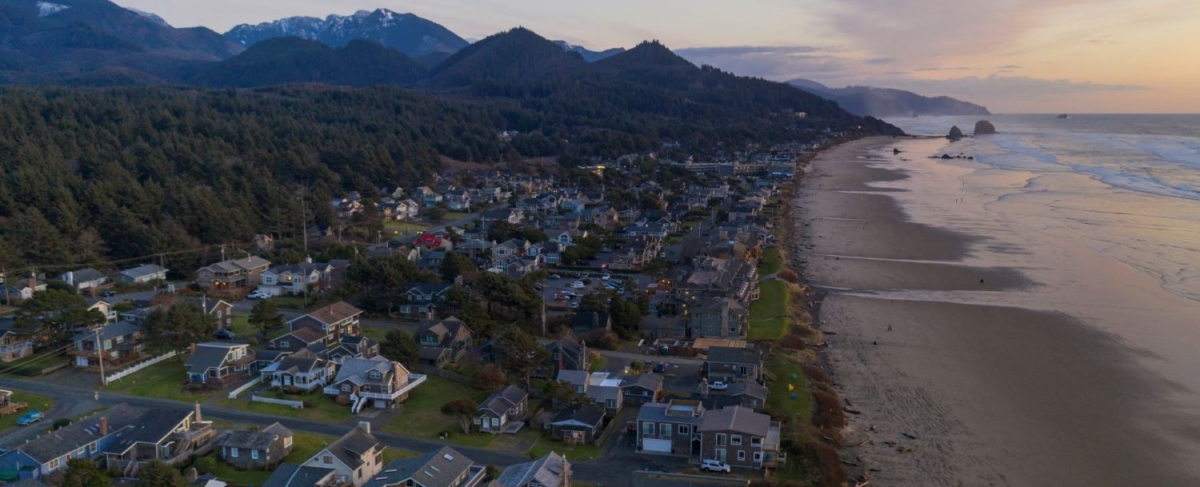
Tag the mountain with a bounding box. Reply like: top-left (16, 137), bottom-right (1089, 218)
top-left (225, 9), bottom-right (468, 57)
top-left (0, 0), bottom-right (241, 83)
top-left (193, 37), bottom-right (427, 87)
top-left (789, 79), bottom-right (990, 117)
top-left (553, 40), bottom-right (624, 62)
top-left (424, 27), bottom-right (587, 88)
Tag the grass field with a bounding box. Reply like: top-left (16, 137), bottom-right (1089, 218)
top-left (101, 359), bottom-right (216, 402)
top-left (525, 433), bottom-right (604, 461)
top-left (764, 353), bottom-right (813, 424)
top-left (384, 221), bottom-right (431, 236)
top-left (381, 376), bottom-right (492, 447)
top-left (0, 349), bottom-right (70, 377)
top-left (758, 248), bottom-right (783, 277)
top-left (231, 312), bottom-right (254, 338)
top-left (444, 212), bottom-right (472, 221)
top-left (747, 280), bottom-right (789, 341)
top-left (0, 391), bottom-right (55, 434)
top-left (220, 389), bottom-right (352, 424)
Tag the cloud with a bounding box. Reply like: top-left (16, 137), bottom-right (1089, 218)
top-left (869, 74), bottom-right (1149, 100)
top-left (864, 57), bottom-right (895, 64)
top-left (675, 45), bottom-right (854, 79)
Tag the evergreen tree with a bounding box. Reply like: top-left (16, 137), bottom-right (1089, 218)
top-left (136, 460), bottom-right (188, 487)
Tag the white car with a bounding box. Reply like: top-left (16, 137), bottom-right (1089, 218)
top-left (572, 281), bottom-right (585, 289)
top-left (709, 381), bottom-right (729, 391)
top-left (700, 459), bottom-right (731, 473)
top-left (602, 274), bottom-right (611, 281)
top-left (569, 301), bottom-right (580, 309)
top-left (246, 291), bottom-right (270, 300)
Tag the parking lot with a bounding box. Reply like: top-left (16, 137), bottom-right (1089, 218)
top-left (537, 272), bottom-right (650, 311)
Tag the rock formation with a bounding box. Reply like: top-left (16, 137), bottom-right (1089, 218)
top-left (947, 125), bottom-right (964, 140)
top-left (974, 120), bottom-right (997, 135)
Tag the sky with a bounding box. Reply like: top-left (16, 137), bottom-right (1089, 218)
top-left (114, 0), bottom-right (1200, 113)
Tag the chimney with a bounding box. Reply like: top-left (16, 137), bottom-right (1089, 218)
top-left (305, 255), bottom-right (313, 264)
top-left (358, 421), bottom-right (371, 435)
top-left (194, 402), bottom-right (202, 423)
top-left (100, 416), bottom-right (108, 436)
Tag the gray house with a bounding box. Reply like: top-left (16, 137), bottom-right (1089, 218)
top-left (363, 446), bottom-right (485, 487)
top-left (117, 264), bottom-right (169, 284)
top-left (220, 423), bottom-right (294, 470)
top-left (704, 346), bottom-right (762, 383)
top-left (491, 452), bottom-right (571, 487)
top-left (621, 374), bottom-right (665, 406)
top-left (690, 299), bottom-right (747, 339)
top-left (60, 268), bottom-right (107, 292)
top-left (549, 406), bottom-right (605, 445)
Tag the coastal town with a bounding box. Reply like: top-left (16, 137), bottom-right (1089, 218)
top-left (0, 138), bottom-right (847, 487)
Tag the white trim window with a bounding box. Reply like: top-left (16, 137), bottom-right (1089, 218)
top-left (251, 450), bottom-right (260, 460)
top-left (231, 447), bottom-right (239, 458)
top-left (731, 435), bottom-right (743, 446)
top-left (738, 450), bottom-right (746, 461)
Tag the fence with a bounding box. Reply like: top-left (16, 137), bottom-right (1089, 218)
top-left (251, 394), bottom-right (304, 409)
top-left (105, 351), bottom-right (178, 383)
top-left (411, 364), bottom-right (474, 386)
top-left (228, 376), bottom-right (263, 400)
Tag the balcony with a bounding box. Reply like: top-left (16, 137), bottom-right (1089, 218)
top-left (226, 352), bottom-right (257, 367)
top-left (356, 374), bottom-right (427, 401)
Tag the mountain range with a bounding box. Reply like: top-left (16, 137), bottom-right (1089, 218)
top-left (224, 9), bottom-right (469, 57)
top-left (789, 79), bottom-right (991, 117)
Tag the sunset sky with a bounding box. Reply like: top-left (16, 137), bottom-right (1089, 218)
top-left (117, 0), bottom-right (1200, 113)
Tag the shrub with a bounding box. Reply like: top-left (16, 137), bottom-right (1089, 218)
top-left (778, 269), bottom-right (799, 283)
top-left (301, 400), bottom-right (315, 408)
top-left (335, 395), bottom-right (352, 406)
top-left (583, 329), bottom-right (619, 350)
top-left (247, 337), bottom-right (259, 347)
top-left (192, 457), bottom-right (217, 475)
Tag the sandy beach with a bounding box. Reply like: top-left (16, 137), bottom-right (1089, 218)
top-left (794, 137), bottom-right (1200, 486)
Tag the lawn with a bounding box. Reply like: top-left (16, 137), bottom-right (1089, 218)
top-left (200, 430), bottom-right (415, 486)
top-left (525, 433), bottom-right (604, 461)
top-left (230, 312), bottom-right (254, 338)
top-left (101, 358), bottom-right (217, 402)
top-left (361, 327), bottom-right (390, 343)
top-left (747, 280), bottom-right (789, 341)
top-left (384, 221), bottom-right (430, 236)
top-left (220, 389), bottom-right (352, 424)
top-left (271, 295), bottom-right (333, 312)
top-left (588, 354), bottom-right (607, 373)
top-left (381, 376), bottom-right (491, 447)
top-left (0, 349), bottom-right (71, 377)
top-left (764, 353), bottom-right (813, 425)
top-left (443, 212), bottom-right (472, 221)
top-left (758, 248), bottom-right (783, 277)
top-left (0, 391), bottom-right (55, 433)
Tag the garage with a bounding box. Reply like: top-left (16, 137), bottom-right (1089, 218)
top-left (643, 438), bottom-right (672, 453)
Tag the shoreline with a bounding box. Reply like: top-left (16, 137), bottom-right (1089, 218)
top-left (784, 136), bottom-right (1197, 486)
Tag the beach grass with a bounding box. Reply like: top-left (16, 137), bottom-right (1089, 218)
top-left (444, 212), bottom-right (472, 221)
top-left (748, 280), bottom-right (789, 341)
top-left (525, 433), bottom-right (604, 461)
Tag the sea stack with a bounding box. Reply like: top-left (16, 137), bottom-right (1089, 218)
top-left (947, 125), bottom-right (964, 140)
top-left (974, 120), bottom-right (998, 135)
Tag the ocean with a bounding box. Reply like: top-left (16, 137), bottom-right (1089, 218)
top-left (799, 116), bottom-right (1200, 485)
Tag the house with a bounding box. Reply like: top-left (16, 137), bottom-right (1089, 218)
top-left (197, 256), bottom-right (272, 290)
top-left (476, 386), bottom-right (529, 434)
top-left (541, 335), bottom-right (590, 378)
top-left (267, 350), bottom-right (334, 392)
top-left (559, 200), bottom-right (586, 214)
top-left (86, 299), bottom-right (117, 323)
top-left (270, 327), bottom-right (328, 354)
top-left (325, 357), bottom-right (425, 412)
top-left (0, 278), bottom-right (46, 302)
top-left (714, 382), bottom-right (770, 411)
top-left (704, 347), bottom-right (762, 383)
top-left (689, 299), bottom-right (747, 339)
top-left (220, 423), bottom-right (294, 471)
top-left (549, 406), bottom-right (605, 445)
top-left (326, 335), bottom-right (380, 363)
top-left (398, 283), bottom-right (454, 318)
top-left (117, 264), bottom-right (168, 284)
top-left (332, 196), bottom-right (365, 220)
top-left (636, 400), bottom-right (705, 457)
top-left (621, 374), bottom-right (665, 406)
top-left (102, 404), bottom-right (219, 473)
top-left (0, 404), bottom-right (144, 478)
top-left (289, 302), bottom-right (364, 344)
top-left (456, 239), bottom-right (495, 261)
top-left (416, 187), bottom-right (444, 208)
top-left (60, 268), bottom-right (108, 292)
top-left (445, 190), bottom-right (472, 211)
top-left (69, 321), bottom-right (144, 369)
top-left (622, 224), bottom-right (669, 239)
top-left (262, 464), bottom-right (340, 487)
top-left (492, 239), bottom-right (530, 259)
top-left (539, 241), bottom-right (564, 265)
top-left (186, 342), bottom-right (257, 387)
top-left (302, 423), bottom-right (386, 487)
top-left (363, 446), bottom-right (486, 487)
top-left (479, 208), bottom-right (524, 228)
top-left (569, 312), bottom-right (611, 336)
top-left (556, 371), bottom-right (623, 414)
top-left (261, 260), bottom-right (335, 296)
top-left (415, 318), bottom-right (473, 367)
top-left (203, 297), bottom-right (235, 331)
top-left (489, 452), bottom-right (571, 487)
top-left (698, 406), bottom-right (782, 469)
top-left (0, 328), bottom-right (33, 363)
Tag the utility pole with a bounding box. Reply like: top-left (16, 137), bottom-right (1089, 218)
top-left (96, 327), bottom-right (107, 386)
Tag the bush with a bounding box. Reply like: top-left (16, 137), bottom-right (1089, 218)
top-left (301, 400), bottom-right (315, 408)
top-left (583, 329), bottom-right (619, 350)
top-left (335, 395), bottom-right (352, 406)
top-left (247, 337), bottom-right (259, 347)
top-left (192, 457), bottom-right (217, 475)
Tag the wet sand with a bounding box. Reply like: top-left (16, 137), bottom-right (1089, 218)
top-left (795, 137), bottom-right (1199, 486)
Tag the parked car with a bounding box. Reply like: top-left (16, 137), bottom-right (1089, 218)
top-left (549, 274), bottom-right (562, 279)
top-left (213, 329), bottom-right (236, 340)
top-left (569, 301), bottom-right (580, 309)
top-left (572, 281), bottom-right (585, 289)
top-left (101, 290), bottom-right (117, 298)
top-left (709, 381), bottom-right (729, 391)
top-left (533, 283), bottom-right (544, 291)
top-left (602, 274), bottom-right (611, 281)
top-left (17, 411), bottom-right (43, 426)
top-left (653, 362), bottom-right (666, 374)
top-left (700, 459), bottom-right (731, 473)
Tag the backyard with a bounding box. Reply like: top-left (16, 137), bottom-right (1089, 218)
top-left (221, 388), bottom-right (352, 424)
top-left (747, 280), bottom-right (789, 341)
top-left (381, 376), bottom-right (493, 448)
top-left (101, 358), bottom-right (219, 402)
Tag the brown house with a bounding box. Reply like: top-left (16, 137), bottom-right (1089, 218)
top-left (196, 256), bottom-right (271, 290)
top-left (220, 423), bottom-right (294, 470)
top-left (203, 298), bottom-right (235, 331)
top-left (476, 385), bottom-right (529, 434)
top-left (636, 400), bottom-right (705, 457)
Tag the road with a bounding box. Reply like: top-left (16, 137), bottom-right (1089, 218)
top-left (0, 376), bottom-right (684, 486)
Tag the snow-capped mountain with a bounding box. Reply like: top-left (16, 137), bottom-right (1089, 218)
top-left (125, 7), bottom-right (170, 27)
top-left (225, 9), bottom-right (468, 57)
top-left (552, 40), bottom-right (625, 62)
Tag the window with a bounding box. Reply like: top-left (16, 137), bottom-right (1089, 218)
top-left (642, 422), bottom-right (655, 437)
top-left (49, 459), bottom-right (60, 470)
top-left (660, 423), bottom-right (672, 438)
top-left (323, 455), bottom-right (333, 464)
top-left (678, 425), bottom-right (690, 435)
top-left (738, 450), bottom-right (746, 461)
top-left (279, 341), bottom-right (290, 348)
top-left (89, 442), bottom-right (97, 454)
top-left (731, 435), bottom-right (743, 446)
top-left (716, 434), bottom-right (727, 447)
top-left (754, 452), bottom-right (763, 462)
top-left (231, 447), bottom-right (239, 458)
top-left (751, 437), bottom-right (762, 446)
top-left (342, 384), bottom-right (352, 393)
top-left (251, 450), bottom-right (260, 460)
top-left (369, 370), bottom-right (382, 380)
